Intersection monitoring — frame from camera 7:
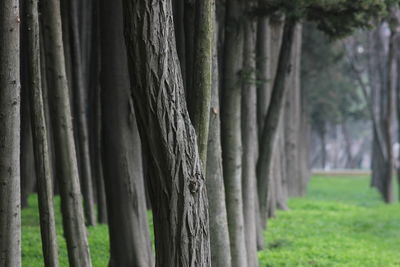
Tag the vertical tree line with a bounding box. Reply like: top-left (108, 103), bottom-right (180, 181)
top-left (0, 0), bottom-right (393, 266)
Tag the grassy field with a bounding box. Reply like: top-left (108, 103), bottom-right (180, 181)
top-left (22, 176), bottom-right (400, 266)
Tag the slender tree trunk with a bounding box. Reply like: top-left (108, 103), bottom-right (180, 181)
top-left (26, 0), bottom-right (60, 264)
top-left (99, 0), bottom-right (154, 265)
top-left (206, 12), bottom-right (232, 267)
top-left (123, 0), bottom-right (211, 266)
top-left (188, 0), bottom-right (213, 166)
top-left (41, 0), bottom-right (92, 265)
top-left (221, 0), bottom-right (248, 266)
top-left (0, 0), bottom-right (21, 265)
top-left (241, 18), bottom-right (259, 267)
top-left (257, 18), bottom-right (297, 227)
top-left (69, 0), bottom-right (97, 225)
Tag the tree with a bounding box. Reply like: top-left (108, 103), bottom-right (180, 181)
top-left (221, 0), bottom-right (248, 266)
top-left (123, 0), bottom-right (211, 266)
top-left (99, 0), bottom-right (154, 264)
top-left (41, 0), bottom-right (92, 264)
top-left (241, 16), bottom-right (259, 267)
top-left (0, 0), bottom-right (21, 265)
top-left (26, 0), bottom-right (60, 265)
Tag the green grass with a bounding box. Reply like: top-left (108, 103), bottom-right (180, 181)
top-left (22, 176), bottom-right (400, 266)
top-left (259, 176), bottom-right (400, 267)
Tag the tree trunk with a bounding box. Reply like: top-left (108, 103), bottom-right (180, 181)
top-left (69, 0), bottom-right (97, 225)
top-left (241, 18), bottom-right (259, 267)
top-left (123, 0), bottom-right (211, 266)
top-left (26, 0), bottom-right (60, 264)
top-left (99, 0), bottom-right (154, 265)
top-left (257, 18), bottom-right (297, 227)
top-left (188, 0), bottom-right (213, 166)
top-left (0, 0), bottom-right (21, 265)
top-left (221, 0), bottom-right (248, 266)
top-left (41, 0), bottom-right (92, 265)
top-left (206, 12), bottom-right (232, 267)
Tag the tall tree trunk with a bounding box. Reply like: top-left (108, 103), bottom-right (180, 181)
top-left (206, 12), bottom-right (232, 267)
top-left (26, 0), bottom-right (60, 264)
top-left (188, 0), bottom-right (213, 166)
top-left (0, 0), bottom-right (21, 265)
top-left (99, 0), bottom-right (154, 265)
top-left (123, 0), bottom-right (211, 266)
top-left (69, 0), bottom-right (97, 225)
top-left (41, 0), bottom-right (92, 265)
top-left (257, 18), bottom-right (297, 227)
top-left (241, 17), bottom-right (259, 267)
top-left (172, 0), bottom-right (186, 87)
top-left (254, 17), bottom-right (271, 250)
top-left (221, 0), bottom-right (248, 266)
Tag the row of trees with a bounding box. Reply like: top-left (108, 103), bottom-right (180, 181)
top-left (0, 0), bottom-right (396, 266)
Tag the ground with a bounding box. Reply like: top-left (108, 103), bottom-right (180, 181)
top-left (22, 175), bottom-right (400, 266)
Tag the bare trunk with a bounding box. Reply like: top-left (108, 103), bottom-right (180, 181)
top-left (221, 0), bottom-right (248, 266)
top-left (41, 0), bottom-right (92, 264)
top-left (100, 0), bottom-right (154, 265)
top-left (26, 0), bottom-right (60, 264)
top-left (69, 0), bottom-right (97, 225)
top-left (123, 0), bottom-right (211, 266)
top-left (241, 18), bottom-right (259, 267)
top-left (206, 13), bottom-right (232, 267)
top-left (257, 19), bottom-right (297, 227)
top-left (0, 0), bottom-right (21, 265)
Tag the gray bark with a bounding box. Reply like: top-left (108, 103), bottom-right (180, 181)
top-left (26, 0), bottom-right (60, 264)
top-left (221, 0), bottom-right (248, 266)
top-left (206, 13), bottom-right (232, 267)
top-left (99, 0), bottom-right (154, 264)
top-left (123, 0), bottom-right (211, 266)
top-left (0, 0), bottom-right (21, 265)
top-left (41, 0), bottom-right (92, 264)
top-left (69, 0), bottom-right (97, 225)
top-left (257, 18), bottom-right (297, 227)
top-left (188, 0), bottom-right (213, 166)
top-left (241, 18), bottom-right (259, 267)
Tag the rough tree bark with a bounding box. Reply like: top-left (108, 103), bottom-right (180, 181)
top-left (100, 0), bottom-right (154, 265)
top-left (41, 0), bottom-right (92, 265)
top-left (257, 18), bottom-right (297, 227)
top-left (221, 0), bottom-right (248, 266)
top-left (241, 17), bottom-right (259, 267)
top-left (0, 0), bottom-right (21, 265)
top-left (206, 12), bottom-right (232, 267)
top-left (26, 0), bottom-right (60, 264)
top-left (123, 0), bottom-right (211, 266)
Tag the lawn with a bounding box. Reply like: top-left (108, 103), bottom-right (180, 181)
top-left (22, 175), bottom-right (400, 266)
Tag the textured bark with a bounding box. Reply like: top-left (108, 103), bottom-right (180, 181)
top-left (241, 18), bottom-right (259, 267)
top-left (100, 0), bottom-right (154, 265)
top-left (221, 0), bottom-right (248, 266)
top-left (123, 0), bottom-right (211, 266)
top-left (184, 0), bottom-right (196, 91)
top-left (173, 0), bottom-right (186, 86)
top-left (0, 0), bottom-right (21, 265)
top-left (69, 0), bottom-right (97, 225)
top-left (41, 0), bottom-right (92, 265)
top-left (188, 0), bottom-right (213, 166)
top-left (257, 18), bottom-right (297, 226)
top-left (206, 13), bottom-right (232, 267)
top-left (26, 0), bottom-right (60, 265)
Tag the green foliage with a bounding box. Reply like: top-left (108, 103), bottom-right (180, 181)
top-left (258, 175), bottom-right (400, 267)
top-left (302, 23), bottom-right (367, 133)
top-left (258, 0), bottom-right (390, 38)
